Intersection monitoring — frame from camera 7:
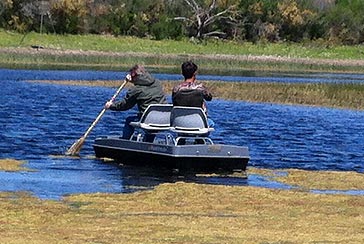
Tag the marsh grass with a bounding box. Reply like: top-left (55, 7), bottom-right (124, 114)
top-left (31, 79), bottom-right (364, 110)
top-left (2, 49), bottom-right (364, 74)
top-left (0, 181), bottom-right (363, 243)
top-left (1, 161), bottom-right (363, 243)
top-left (205, 81), bottom-right (364, 110)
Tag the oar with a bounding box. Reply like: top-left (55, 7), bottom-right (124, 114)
top-left (65, 78), bottom-right (129, 156)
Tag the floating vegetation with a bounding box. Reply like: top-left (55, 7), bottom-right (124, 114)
top-left (248, 167), bottom-right (364, 191)
top-left (0, 158), bottom-right (31, 172)
top-left (0, 181), bottom-right (363, 243)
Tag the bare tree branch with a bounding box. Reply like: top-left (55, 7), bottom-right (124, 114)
top-left (203, 30), bottom-right (226, 37)
top-left (174, 0), bottom-right (237, 39)
top-left (184, 0), bottom-right (199, 12)
top-left (208, 0), bottom-right (217, 13)
top-left (205, 8), bottom-right (230, 27)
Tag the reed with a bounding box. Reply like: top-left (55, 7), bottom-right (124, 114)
top-left (167, 81), bottom-right (364, 110)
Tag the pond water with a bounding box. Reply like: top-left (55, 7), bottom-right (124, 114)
top-left (1, 69), bottom-right (363, 199)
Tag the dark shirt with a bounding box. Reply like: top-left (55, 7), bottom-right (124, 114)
top-left (172, 81), bottom-right (212, 113)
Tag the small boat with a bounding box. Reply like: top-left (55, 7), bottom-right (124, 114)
top-left (93, 104), bottom-right (249, 173)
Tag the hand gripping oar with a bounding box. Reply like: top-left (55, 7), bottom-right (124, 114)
top-left (65, 78), bottom-right (129, 156)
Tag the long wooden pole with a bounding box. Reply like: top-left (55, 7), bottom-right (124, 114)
top-left (65, 79), bottom-right (128, 156)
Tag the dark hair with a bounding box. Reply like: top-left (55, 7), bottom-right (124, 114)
top-left (181, 61), bottom-right (197, 79)
top-left (129, 64), bottom-right (146, 75)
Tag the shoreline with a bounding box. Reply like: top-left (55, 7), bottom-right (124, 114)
top-left (3, 46), bottom-right (364, 67)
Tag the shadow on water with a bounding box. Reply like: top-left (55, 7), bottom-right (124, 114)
top-left (1, 69), bottom-right (364, 199)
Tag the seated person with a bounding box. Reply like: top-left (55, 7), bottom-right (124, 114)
top-left (172, 60), bottom-right (214, 127)
top-left (105, 64), bottom-right (167, 139)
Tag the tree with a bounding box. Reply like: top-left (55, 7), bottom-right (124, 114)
top-left (277, 0), bottom-right (318, 42)
top-left (50, 0), bottom-right (88, 34)
top-left (174, 0), bottom-right (238, 39)
top-left (323, 0), bottom-right (364, 44)
top-left (238, 0), bottom-right (280, 42)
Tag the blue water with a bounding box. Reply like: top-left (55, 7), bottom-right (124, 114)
top-left (1, 69), bottom-right (363, 199)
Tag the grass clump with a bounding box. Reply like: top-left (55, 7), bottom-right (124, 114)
top-left (0, 158), bottom-right (31, 172)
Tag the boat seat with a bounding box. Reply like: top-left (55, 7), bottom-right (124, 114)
top-left (130, 104), bottom-right (173, 132)
top-left (169, 106), bottom-right (214, 136)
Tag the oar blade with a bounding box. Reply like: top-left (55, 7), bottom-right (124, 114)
top-left (64, 79), bottom-right (128, 156)
top-left (65, 137), bottom-right (85, 156)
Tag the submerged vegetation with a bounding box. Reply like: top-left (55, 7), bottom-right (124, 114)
top-left (249, 168), bottom-right (364, 191)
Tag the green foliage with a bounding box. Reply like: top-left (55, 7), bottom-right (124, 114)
top-left (0, 0), bottom-right (34, 32)
top-left (1, 0), bottom-right (364, 45)
top-left (238, 0), bottom-right (280, 42)
top-left (277, 0), bottom-right (318, 42)
top-left (150, 16), bottom-right (183, 40)
top-left (322, 0), bottom-right (364, 44)
top-left (50, 0), bottom-right (88, 34)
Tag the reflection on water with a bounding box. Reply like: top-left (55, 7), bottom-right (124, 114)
top-left (1, 69), bottom-right (364, 199)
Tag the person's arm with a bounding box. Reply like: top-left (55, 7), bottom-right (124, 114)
top-left (201, 84), bottom-right (212, 101)
top-left (105, 89), bottom-right (138, 111)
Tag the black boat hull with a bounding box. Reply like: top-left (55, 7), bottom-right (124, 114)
top-left (93, 136), bottom-right (249, 173)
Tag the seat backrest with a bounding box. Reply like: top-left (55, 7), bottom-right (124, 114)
top-left (172, 89), bottom-right (204, 108)
top-left (170, 106), bottom-right (209, 130)
top-left (140, 104), bottom-right (173, 126)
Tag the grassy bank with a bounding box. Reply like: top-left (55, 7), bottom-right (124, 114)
top-left (2, 30), bottom-right (364, 74)
top-left (2, 30), bottom-right (364, 59)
